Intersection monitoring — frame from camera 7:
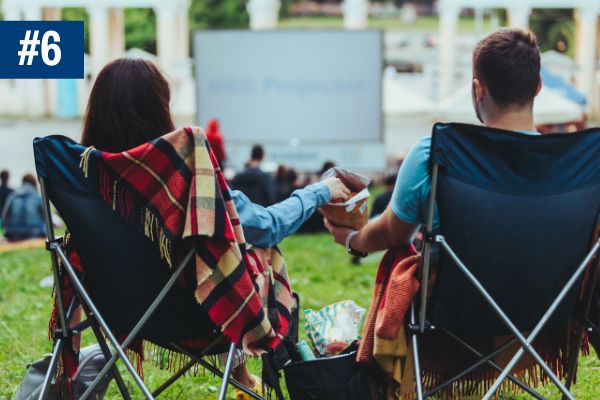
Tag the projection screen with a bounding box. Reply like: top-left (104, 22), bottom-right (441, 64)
top-left (193, 30), bottom-right (384, 172)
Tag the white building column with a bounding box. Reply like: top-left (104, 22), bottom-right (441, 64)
top-left (156, 4), bottom-right (180, 79)
top-left (23, 7), bottom-right (45, 117)
top-left (177, 3), bottom-right (190, 61)
top-left (247, 0), bottom-right (280, 30)
top-left (88, 7), bottom-right (110, 77)
top-left (107, 8), bottom-right (125, 59)
top-left (508, 5), bottom-right (531, 30)
top-left (43, 7), bottom-right (62, 117)
top-left (0, 6), bottom-right (22, 116)
top-left (575, 6), bottom-right (599, 115)
top-left (343, 0), bottom-right (368, 30)
top-left (438, 0), bottom-right (459, 100)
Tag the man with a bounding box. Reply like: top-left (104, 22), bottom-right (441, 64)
top-left (0, 170), bottom-right (13, 225)
top-left (326, 28), bottom-right (543, 255)
top-left (232, 144), bottom-right (275, 206)
top-left (2, 174), bottom-right (45, 241)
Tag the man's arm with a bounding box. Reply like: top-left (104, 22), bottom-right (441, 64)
top-left (324, 205), bottom-right (419, 253)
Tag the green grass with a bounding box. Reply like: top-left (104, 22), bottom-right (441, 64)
top-left (279, 15), bottom-right (492, 32)
top-left (1, 234), bottom-right (599, 399)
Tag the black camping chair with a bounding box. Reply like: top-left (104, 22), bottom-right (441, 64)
top-left (33, 135), bottom-right (271, 400)
top-left (410, 123), bottom-right (600, 400)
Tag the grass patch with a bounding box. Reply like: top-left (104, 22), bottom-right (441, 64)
top-left (279, 15), bottom-right (492, 32)
top-left (0, 234), bottom-right (598, 399)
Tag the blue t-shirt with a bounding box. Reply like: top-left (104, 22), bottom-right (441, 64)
top-left (391, 131), bottom-right (541, 231)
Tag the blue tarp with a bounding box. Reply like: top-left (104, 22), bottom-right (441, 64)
top-left (540, 66), bottom-right (587, 106)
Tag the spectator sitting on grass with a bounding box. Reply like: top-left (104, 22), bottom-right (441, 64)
top-left (0, 169), bottom-right (13, 226)
top-left (370, 171), bottom-right (398, 219)
top-left (232, 144), bottom-right (275, 207)
top-left (1, 174), bottom-right (45, 242)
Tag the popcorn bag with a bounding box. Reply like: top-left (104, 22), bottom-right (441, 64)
top-left (320, 167), bottom-right (371, 230)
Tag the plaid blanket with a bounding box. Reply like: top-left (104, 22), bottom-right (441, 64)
top-left (362, 247), bottom-right (595, 399)
top-left (357, 246), bottom-right (420, 398)
top-left (50, 127), bottom-right (294, 378)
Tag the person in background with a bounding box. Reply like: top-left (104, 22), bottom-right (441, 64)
top-left (232, 144), bottom-right (275, 206)
top-left (370, 171), bottom-right (398, 218)
top-left (275, 165), bottom-right (291, 202)
top-left (0, 169), bottom-right (13, 226)
top-left (1, 174), bottom-right (45, 241)
top-left (205, 118), bottom-right (227, 170)
top-left (78, 58), bottom-right (350, 399)
top-left (319, 161), bottom-right (335, 177)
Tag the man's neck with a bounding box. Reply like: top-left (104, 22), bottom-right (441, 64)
top-left (248, 160), bottom-right (261, 168)
top-left (483, 109), bottom-right (537, 133)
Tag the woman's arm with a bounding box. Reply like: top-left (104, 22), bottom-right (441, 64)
top-left (232, 177), bottom-right (349, 248)
top-left (232, 183), bottom-right (329, 248)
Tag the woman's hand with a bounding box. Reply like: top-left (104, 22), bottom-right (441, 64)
top-left (323, 177), bottom-right (350, 203)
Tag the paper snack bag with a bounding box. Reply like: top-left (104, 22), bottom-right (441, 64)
top-left (320, 167), bottom-right (371, 230)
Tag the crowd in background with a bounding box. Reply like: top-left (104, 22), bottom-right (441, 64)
top-left (0, 118), bottom-right (401, 243)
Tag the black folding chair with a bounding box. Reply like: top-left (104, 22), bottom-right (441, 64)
top-left (411, 123), bottom-right (600, 399)
top-left (33, 135), bottom-right (268, 400)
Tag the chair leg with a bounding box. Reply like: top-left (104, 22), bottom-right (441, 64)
top-left (152, 359), bottom-right (197, 397)
top-left (169, 342), bottom-right (264, 400)
top-left (218, 342), bottom-right (237, 400)
top-left (562, 323), bottom-right (586, 400)
top-left (53, 246), bottom-right (153, 400)
top-left (37, 338), bottom-right (63, 400)
top-left (410, 303), bottom-right (424, 400)
top-left (90, 319), bottom-right (131, 400)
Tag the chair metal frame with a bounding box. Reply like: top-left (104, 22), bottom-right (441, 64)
top-left (37, 177), bottom-right (266, 400)
top-left (410, 163), bottom-right (600, 400)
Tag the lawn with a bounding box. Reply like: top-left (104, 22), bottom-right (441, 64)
top-left (279, 15), bottom-right (493, 32)
top-left (1, 233), bottom-right (599, 399)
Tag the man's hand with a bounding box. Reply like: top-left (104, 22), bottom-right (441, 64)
top-left (322, 177), bottom-right (350, 203)
top-left (324, 206), bottom-right (419, 255)
top-left (324, 218), bottom-right (353, 247)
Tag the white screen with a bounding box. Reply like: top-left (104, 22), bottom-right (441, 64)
top-left (194, 30), bottom-right (382, 145)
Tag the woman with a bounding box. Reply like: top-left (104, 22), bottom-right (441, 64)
top-left (80, 58), bottom-right (349, 398)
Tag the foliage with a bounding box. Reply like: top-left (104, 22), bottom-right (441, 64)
top-left (61, 8), bottom-right (89, 54)
top-left (124, 8), bottom-right (157, 54)
top-left (189, 0), bottom-right (249, 30)
top-left (529, 9), bottom-right (575, 56)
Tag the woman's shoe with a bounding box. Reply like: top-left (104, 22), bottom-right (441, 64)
top-left (233, 375), bottom-right (263, 400)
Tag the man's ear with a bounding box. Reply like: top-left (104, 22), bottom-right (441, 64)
top-left (535, 76), bottom-right (542, 96)
top-left (473, 78), bottom-right (485, 102)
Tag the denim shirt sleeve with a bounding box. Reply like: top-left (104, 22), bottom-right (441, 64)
top-left (231, 182), bottom-right (330, 248)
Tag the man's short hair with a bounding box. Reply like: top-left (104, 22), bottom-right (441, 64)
top-left (473, 28), bottom-right (541, 107)
top-left (0, 170), bottom-right (8, 183)
top-left (251, 144), bottom-right (264, 161)
top-left (22, 174), bottom-right (37, 188)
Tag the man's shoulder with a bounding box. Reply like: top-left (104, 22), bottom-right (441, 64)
top-left (402, 136), bottom-right (431, 171)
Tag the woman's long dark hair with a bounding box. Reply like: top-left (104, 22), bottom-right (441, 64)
top-left (81, 58), bottom-right (175, 152)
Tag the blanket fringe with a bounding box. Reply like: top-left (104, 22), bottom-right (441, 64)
top-left (92, 164), bottom-right (173, 267)
top-left (408, 346), bottom-right (574, 399)
top-left (79, 146), bottom-right (95, 178)
top-left (142, 207), bottom-right (173, 267)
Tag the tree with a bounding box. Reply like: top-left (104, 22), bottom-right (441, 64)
top-left (189, 0), bottom-right (249, 30)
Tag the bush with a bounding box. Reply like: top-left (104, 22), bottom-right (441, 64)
top-left (190, 0), bottom-right (249, 30)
